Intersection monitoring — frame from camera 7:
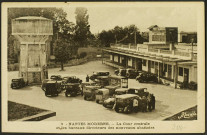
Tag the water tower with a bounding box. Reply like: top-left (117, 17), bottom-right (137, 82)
top-left (12, 16), bottom-right (53, 84)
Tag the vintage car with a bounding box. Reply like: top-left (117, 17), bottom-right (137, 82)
top-left (83, 85), bottom-right (101, 101)
top-left (11, 77), bottom-right (26, 89)
top-left (95, 88), bottom-right (110, 104)
top-left (45, 81), bottom-right (62, 97)
top-left (64, 83), bottom-right (81, 97)
top-left (114, 94), bottom-right (141, 114)
top-left (136, 72), bottom-right (158, 83)
top-left (62, 76), bottom-right (82, 84)
top-left (117, 69), bottom-right (127, 77)
top-left (126, 68), bottom-right (141, 79)
top-left (102, 88), bottom-right (128, 108)
top-left (127, 87), bottom-right (149, 97)
top-left (41, 79), bottom-right (50, 91)
top-left (50, 75), bottom-right (62, 81)
top-left (94, 76), bottom-right (109, 88)
top-left (89, 71), bottom-right (110, 80)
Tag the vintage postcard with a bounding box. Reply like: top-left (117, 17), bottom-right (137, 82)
top-left (1, 2), bottom-right (205, 133)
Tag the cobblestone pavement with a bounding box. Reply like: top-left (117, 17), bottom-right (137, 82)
top-left (8, 60), bottom-right (197, 121)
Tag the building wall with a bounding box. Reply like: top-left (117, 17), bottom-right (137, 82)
top-left (114, 55), bottom-right (119, 62)
top-left (110, 55), bottom-right (113, 61)
top-left (128, 57), bottom-right (133, 67)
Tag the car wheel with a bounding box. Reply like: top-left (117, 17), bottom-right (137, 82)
top-left (96, 100), bottom-right (99, 103)
top-left (45, 93), bottom-right (48, 97)
top-left (84, 96), bottom-right (87, 100)
top-left (115, 106), bottom-right (120, 113)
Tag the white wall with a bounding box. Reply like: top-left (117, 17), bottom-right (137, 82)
top-left (110, 55), bottom-right (113, 61)
top-left (114, 55), bottom-right (118, 62)
top-left (128, 57), bottom-right (132, 67)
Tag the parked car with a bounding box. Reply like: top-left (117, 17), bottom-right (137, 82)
top-left (95, 88), bottom-right (110, 104)
top-left (62, 76), bottom-right (82, 84)
top-left (11, 77), bottom-right (26, 89)
top-left (102, 88), bottom-right (128, 108)
top-left (64, 83), bottom-right (81, 97)
top-left (126, 68), bottom-right (141, 79)
top-left (94, 76), bottom-right (109, 88)
top-left (50, 75), bottom-right (62, 81)
top-left (114, 94), bottom-right (141, 114)
top-left (118, 69), bottom-right (127, 76)
top-left (45, 81), bottom-right (62, 97)
top-left (127, 87), bottom-right (149, 97)
top-left (136, 72), bottom-right (158, 83)
top-left (41, 79), bottom-right (50, 91)
top-left (90, 71), bottom-right (110, 80)
top-left (83, 85), bottom-right (101, 101)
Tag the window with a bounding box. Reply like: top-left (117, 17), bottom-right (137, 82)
top-left (179, 67), bottom-right (183, 76)
top-left (152, 35), bottom-right (165, 41)
top-left (142, 60), bottom-right (146, 66)
top-left (164, 64), bottom-right (167, 72)
top-left (151, 61), bottom-right (154, 68)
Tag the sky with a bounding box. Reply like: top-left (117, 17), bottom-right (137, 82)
top-left (63, 4), bottom-right (197, 34)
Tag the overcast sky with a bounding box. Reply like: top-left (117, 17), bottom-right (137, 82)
top-left (63, 5), bottom-right (197, 34)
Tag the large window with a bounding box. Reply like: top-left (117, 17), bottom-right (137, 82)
top-left (164, 64), bottom-right (167, 72)
top-left (179, 67), bottom-right (183, 76)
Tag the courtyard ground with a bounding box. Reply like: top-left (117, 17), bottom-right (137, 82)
top-left (8, 60), bottom-right (197, 121)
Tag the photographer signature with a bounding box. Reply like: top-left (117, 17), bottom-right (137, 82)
top-left (178, 111), bottom-right (197, 120)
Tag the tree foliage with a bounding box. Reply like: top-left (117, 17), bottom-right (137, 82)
top-left (74, 7), bottom-right (91, 47)
top-left (98, 25), bottom-right (148, 47)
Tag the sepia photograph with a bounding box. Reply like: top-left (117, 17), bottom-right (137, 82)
top-left (1, 2), bottom-right (205, 133)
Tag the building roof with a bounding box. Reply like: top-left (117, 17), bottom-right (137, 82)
top-left (148, 25), bottom-right (158, 30)
top-left (14, 16), bottom-right (51, 21)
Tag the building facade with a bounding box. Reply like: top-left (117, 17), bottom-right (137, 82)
top-left (103, 25), bottom-right (197, 88)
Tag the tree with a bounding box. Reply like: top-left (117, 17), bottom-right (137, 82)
top-left (53, 39), bottom-right (71, 71)
top-left (74, 7), bottom-right (91, 47)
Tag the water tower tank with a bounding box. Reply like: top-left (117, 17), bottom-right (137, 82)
top-left (12, 16), bottom-right (53, 84)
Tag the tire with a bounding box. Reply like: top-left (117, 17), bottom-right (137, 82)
top-left (84, 96), bottom-right (87, 100)
top-left (65, 93), bottom-right (69, 97)
top-left (96, 100), bottom-right (99, 103)
top-left (45, 93), bottom-right (48, 97)
top-left (115, 106), bottom-right (119, 113)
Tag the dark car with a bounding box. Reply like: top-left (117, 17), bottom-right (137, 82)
top-left (50, 75), bottom-right (62, 81)
top-left (62, 76), bottom-right (82, 84)
top-left (11, 78), bottom-right (26, 89)
top-left (90, 71), bottom-right (110, 80)
top-left (41, 79), bottom-right (50, 91)
top-left (114, 94), bottom-right (141, 114)
top-left (136, 72), bottom-right (158, 83)
top-left (45, 81), bottom-right (62, 97)
top-left (64, 83), bottom-right (81, 97)
top-left (126, 68), bottom-right (141, 79)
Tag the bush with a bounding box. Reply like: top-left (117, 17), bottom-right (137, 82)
top-left (79, 52), bottom-right (87, 58)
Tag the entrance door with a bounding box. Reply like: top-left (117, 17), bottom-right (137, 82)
top-left (168, 65), bottom-right (172, 79)
top-left (184, 68), bottom-right (189, 83)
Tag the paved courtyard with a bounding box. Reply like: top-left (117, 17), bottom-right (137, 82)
top-left (8, 60), bottom-right (197, 121)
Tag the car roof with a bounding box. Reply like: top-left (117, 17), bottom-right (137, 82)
top-left (128, 87), bottom-right (147, 90)
top-left (64, 83), bottom-right (79, 85)
top-left (12, 77), bottom-right (23, 80)
top-left (96, 76), bottom-right (109, 79)
top-left (47, 80), bottom-right (59, 83)
top-left (116, 94), bottom-right (139, 99)
top-left (105, 85), bottom-right (119, 89)
top-left (98, 88), bottom-right (109, 91)
top-left (115, 88), bottom-right (128, 92)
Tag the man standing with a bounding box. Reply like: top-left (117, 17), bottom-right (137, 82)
top-left (142, 96), bottom-right (147, 112)
top-left (133, 98), bottom-right (139, 113)
top-left (151, 94), bottom-right (155, 110)
top-left (86, 75), bottom-right (89, 82)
